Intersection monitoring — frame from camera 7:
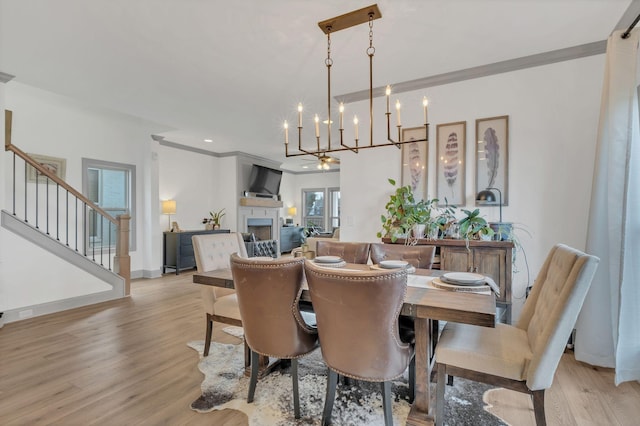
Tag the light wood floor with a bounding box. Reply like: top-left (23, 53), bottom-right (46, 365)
top-left (1, 272), bottom-right (638, 425)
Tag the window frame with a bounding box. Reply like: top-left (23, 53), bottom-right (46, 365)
top-left (82, 158), bottom-right (136, 252)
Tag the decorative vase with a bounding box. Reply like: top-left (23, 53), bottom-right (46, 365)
top-left (205, 223), bottom-right (214, 230)
top-left (213, 223), bottom-right (221, 230)
top-left (412, 224), bottom-right (426, 239)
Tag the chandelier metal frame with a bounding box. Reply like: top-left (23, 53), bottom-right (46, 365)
top-left (284, 4), bottom-right (429, 159)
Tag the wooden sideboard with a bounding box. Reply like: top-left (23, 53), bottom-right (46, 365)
top-left (382, 237), bottom-right (514, 323)
top-left (163, 229), bottom-right (230, 274)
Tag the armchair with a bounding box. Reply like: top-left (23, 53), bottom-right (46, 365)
top-left (435, 244), bottom-right (599, 425)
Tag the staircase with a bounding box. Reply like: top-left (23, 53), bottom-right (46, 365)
top-left (2, 110), bottom-right (130, 320)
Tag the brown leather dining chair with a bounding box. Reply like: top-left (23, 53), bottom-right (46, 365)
top-left (230, 254), bottom-right (319, 419)
top-left (370, 243), bottom-right (436, 347)
top-left (370, 243), bottom-right (435, 269)
top-left (315, 240), bottom-right (371, 264)
top-left (435, 244), bottom-right (599, 426)
top-left (304, 261), bottom-right (414, 426)
top-left (192, 232), bottom-right (247, 359)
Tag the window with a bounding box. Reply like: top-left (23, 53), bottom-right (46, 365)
top-left (82, 158), bottom-right (136, 251)
top-left (302, 189), bottom-right (325, 231)
top-left (302, 187), bottom-right (340, 232)
top-left (329, 187), bottom-right (340, 232)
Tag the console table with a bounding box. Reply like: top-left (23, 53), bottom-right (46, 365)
top-left (163, 229), bottom-right (230, 274)
top-left (382, 237), bottom-right (514, 323)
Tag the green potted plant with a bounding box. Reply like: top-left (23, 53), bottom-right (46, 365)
top-left (377, 178), bottom-right (416, 243)
top-left (432, 198), bottom-right (458, 239)
top-left (202, 208), bottom-right (226, 230)
top-left (458, 208), bottom-right (495, 241)
top-left (377, 178), bottom-right (438, 243)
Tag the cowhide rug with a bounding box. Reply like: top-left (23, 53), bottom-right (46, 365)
top-left (188, 341), bottom-right (507, 425)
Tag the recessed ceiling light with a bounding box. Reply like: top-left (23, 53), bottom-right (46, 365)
top-left (302, 165), bottom-right (309, 169)
top-left (204, 139), bottom-right (213, 143)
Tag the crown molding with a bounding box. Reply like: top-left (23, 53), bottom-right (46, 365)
top-left (0, 71), bottom-right (16, 84)
top-left (614, 0), bottom-right (640, 33)
top-left (338, 41), bottom-right (607, 103)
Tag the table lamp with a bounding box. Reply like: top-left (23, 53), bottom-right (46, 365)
top-left (287, 206), bottom-right (297, 225)
top-left (162, 200), bottom-right (176, 231)
top-left (475, 187), bottom-right (502, 223)
top-left (476, 187), bottom-right (511, 240)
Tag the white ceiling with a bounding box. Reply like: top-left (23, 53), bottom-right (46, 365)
top-left (0, 0), bottom-right (633, 171)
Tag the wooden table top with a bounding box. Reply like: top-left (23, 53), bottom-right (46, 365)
top-left (193, 263), bottom-right (496, 328)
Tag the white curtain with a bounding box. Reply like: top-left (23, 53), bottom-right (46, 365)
top-left (575, 29), bottom-right (640, 385)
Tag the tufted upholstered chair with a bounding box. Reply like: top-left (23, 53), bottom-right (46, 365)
top-left (304, 261), bottom-right (415, 426)
top-left (192, 232), bottom-right (248, 358)
top-left (230, 254), bottom-right (319, 419)
top-left (315, 240), bottom-right (371, 264)
top-left (435, 244), bottom-right (599, 426)
top-left (370, 243), bottom-right (436, 269)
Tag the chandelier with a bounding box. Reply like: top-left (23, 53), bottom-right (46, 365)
top-left (283, 4), bottom-right (429, 159)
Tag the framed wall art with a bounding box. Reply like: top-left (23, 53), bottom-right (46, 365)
top-left (27, 154), bottom-right (67, 183)
top-left (475, 115), bottom-right (509, 205)
top-left (436, 121), bottom-right (466, 206)
top-left (401, 126), bottom-right (428, 201)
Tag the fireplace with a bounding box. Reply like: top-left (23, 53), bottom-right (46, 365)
top-left (238, 199), bottom-right (281, 249)
top-left (247, 218), bottom-right (273, 241)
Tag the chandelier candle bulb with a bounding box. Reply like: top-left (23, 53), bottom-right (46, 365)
top-left (354, 115), bottom-right (359, 140)
top-left (385, 85), bottom-right (391, 113)
top-left (297, 103), bottom-right (303, 127)
top-left (284, 121), bottom-right (289, 144)
top-left (423, 97), bottom-right (429, 124)
top-left (339, 102), bottom-right (344, 129)
top-left (314, 114), bottom-right (320, 137)
top-left (395, 100), bottom-right (401, 126)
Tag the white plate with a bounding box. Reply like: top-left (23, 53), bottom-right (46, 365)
top-left (432, 277), bottom-right (491, 293)
top-left (313, 256), bottom-right (343, 264)
top-left (442, 272), bottom-right (485, 284)
top-left (379, 260), bottom-right (410, 269)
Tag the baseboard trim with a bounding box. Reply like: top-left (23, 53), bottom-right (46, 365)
top-left (2, 288), bottom-right (127, 324)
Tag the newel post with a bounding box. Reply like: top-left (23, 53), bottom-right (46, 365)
top-left (115, 214), bottom-right (131, 295)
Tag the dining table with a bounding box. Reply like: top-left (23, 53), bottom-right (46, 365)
top-left (193, 262), bottom-right (496, 426)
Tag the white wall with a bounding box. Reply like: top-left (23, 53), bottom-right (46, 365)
top-left (158, 145), bottom-right (220, 231)
top-left (340, 55), bottom-right (605, 320)
top-left (1, 82), bottom-right (168, 314)
top-left (280, 170), bottom-right (340, 227)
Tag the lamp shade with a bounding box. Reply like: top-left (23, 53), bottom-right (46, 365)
top-left (475, 187), bottom-right (502, 224)
top-left (288, 206), bottom-right (297, 216)
top-left (475, 190), bottom-right (497, 204)
top-left (162, 200), bottom-right (176, 215)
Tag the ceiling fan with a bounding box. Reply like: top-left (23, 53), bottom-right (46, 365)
top-left (303, 154), bottom-right (340, 170)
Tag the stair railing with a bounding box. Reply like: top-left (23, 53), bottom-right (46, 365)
top-left (4, 110), bottom-right (131, 294)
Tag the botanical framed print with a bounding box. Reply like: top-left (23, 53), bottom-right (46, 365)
top-left (401, 127), bottom-right (428, 201)
top-left (475, 115), bottom-right (509, 206)
top-left (436, 121), bottom-right (466, 206)
top-left (27, 154), bottom-right (67, 182)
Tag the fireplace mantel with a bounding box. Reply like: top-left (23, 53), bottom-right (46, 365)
top-left (239, 197), bottom-right (283, 208)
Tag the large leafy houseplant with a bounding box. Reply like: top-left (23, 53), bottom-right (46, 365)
top-left (377, 178), bottom-right (436, 243)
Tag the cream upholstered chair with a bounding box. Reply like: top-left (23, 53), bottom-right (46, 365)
top-left (304, 261), bottom-right (415, 426)
top-left (230, 254), bottom-right (319, 419)
top-left (370, 243), bottom-right (436, 269)
top-left (315, 240), bottom-right (371, 264)
top-left (192, 232), bottom-right (248, 358)
top-left (435, 244), bottom-right (599, 426)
